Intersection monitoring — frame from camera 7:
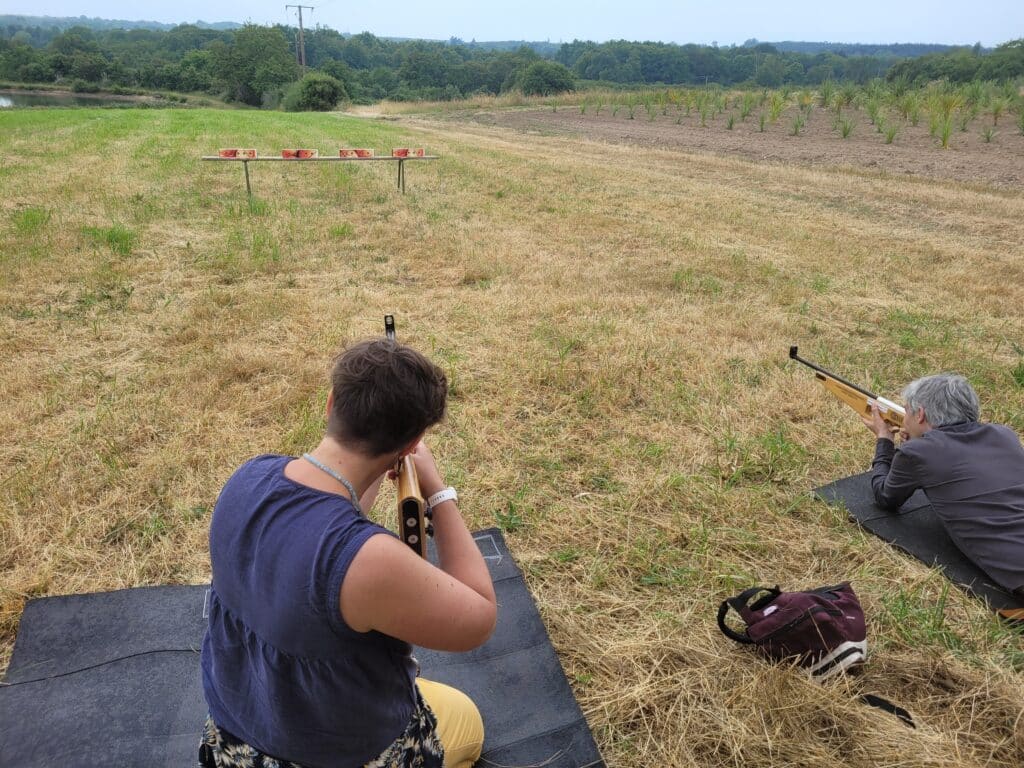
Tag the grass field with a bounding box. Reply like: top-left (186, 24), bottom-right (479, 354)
top-left (2, 105), bottom-right (1023, 767)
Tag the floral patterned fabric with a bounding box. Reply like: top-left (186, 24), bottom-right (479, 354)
top-left (199, 687), bottom-right (445, 768)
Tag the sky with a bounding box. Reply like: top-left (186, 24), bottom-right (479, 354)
top-left (5, 1), bottom-right (1024, 47)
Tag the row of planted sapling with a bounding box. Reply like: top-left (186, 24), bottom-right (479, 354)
top-left (567, 79), bottom-right (1024, 147)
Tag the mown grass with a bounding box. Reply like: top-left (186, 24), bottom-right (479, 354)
top-left (1, 106), bottom-right (1023, 767)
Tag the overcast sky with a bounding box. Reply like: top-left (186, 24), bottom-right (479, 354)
top-left (6, 1), bottom-right (1023, 47)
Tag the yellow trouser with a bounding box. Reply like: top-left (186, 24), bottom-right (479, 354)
top-left (417, 679), bottom-right (484, 768)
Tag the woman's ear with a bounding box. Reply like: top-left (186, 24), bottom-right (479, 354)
top-left (325, 390), bottom-right (334, 417)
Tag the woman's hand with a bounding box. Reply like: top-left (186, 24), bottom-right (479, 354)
top-left (407, 441), bottom-right (445, 498)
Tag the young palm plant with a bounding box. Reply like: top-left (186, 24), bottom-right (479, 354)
top-left (790, 112), bottom-right (805, 136)
top-left (818, 80), bottom-right (836, 108)
top-left (739, 92), bottom-right (756, 121)
top-left (866, 98), bottom-right (882, 127)
top-left (838, 82), bottom-right (858, 112)
top-left (963, 103), bottom-right (981, 131)
top-left (939, 115), bottom-right (955, 149)
top-left (897, 93), bottom-right (919, 123)
top-left (990, 97), bottom-right (1007, 126)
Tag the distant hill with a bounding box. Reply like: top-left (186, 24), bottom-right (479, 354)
top-left (743, 39), bottom-right (986, 57)
top-left (0, 14), bottom-right (239, 31)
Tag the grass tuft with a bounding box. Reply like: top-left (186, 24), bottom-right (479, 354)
top-left (83, 224), bottom-right (138, 256)
top-left (1012, 360), bottom-right (1024, 388)
top-left (12, 206), bottom-right (52, 235)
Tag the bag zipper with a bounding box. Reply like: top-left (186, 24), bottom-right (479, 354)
top-left (758, 604), bottom-right (841, 641)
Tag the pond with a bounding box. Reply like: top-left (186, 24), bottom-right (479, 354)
top-left (0, 90), bottom-right (159, 108)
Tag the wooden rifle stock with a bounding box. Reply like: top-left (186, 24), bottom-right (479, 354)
top-left (789, 346), bottom-right (905, 429)
top-left (386, 314), bottom-right (430, 558)
top-left (395, 455), bottom-right (428, 558)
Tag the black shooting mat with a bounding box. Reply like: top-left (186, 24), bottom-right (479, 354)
top-left (0, 528), bottom-right (604, 768)
top-left (814, 472), bottom-right (1024, 613)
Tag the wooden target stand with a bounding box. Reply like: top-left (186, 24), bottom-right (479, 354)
top-left (201, 152), bottom-right (439, 201)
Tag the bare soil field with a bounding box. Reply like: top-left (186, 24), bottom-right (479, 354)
top-left (438, 105), bottom-right (1024, 189)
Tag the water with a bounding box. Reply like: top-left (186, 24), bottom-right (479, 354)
top-left (0, 90), bottom-right (157, 108)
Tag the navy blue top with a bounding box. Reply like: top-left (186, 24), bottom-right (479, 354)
top-left (871, 422), bottom-right (1024, 591)
top-left (201, 455), bottom-right (418, 767)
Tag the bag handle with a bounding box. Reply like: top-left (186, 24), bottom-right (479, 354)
top-left (717, 586), bottom-right (782, 644)
top-left (717, 599), bottom-right (753, 643)
top-left (727, 585), bottom-right (781, 614)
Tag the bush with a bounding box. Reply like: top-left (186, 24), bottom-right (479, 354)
top-left (282, 72), bottom-right (348, 112)
top-left (17, 62), bottom-right (52, 84)
top-left (519, 61), bottom-right (575, 97)
top-left (70, 79), bottom-right (100, 93)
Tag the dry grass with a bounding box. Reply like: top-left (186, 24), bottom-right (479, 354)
top-left (1, 106), bottom-right (1023, 767)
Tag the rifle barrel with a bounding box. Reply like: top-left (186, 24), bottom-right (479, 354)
top-left (788, 346), bottom-right (879, 401)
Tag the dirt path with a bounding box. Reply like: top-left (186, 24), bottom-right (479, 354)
top-left (427, 104), bottom-right (1024, 190)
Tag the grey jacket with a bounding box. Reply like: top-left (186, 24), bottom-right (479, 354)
top-left (871, 421), bottom-right (1024, 592)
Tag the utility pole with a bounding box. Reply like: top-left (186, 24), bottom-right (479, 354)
top-left (285, 5), bottom-right (314, 72)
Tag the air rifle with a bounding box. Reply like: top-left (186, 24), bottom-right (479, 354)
top-left (385, 315), bottom-right (432, 558)
top-left (789, 346), bottom-right (905, 429)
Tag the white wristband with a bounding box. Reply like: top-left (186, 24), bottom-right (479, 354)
top-left (427, 487), bottom-right (458, 508)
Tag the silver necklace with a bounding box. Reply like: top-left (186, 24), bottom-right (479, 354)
top-left (302, 453), bottom-right (362, 514)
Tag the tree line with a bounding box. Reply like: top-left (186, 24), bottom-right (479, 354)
top-left (885, 40), bottom-right (1024, 85)
top-left (1, 21), bottom-right (1022, 110)
top-left (0, 23), bottom-right (576, 106)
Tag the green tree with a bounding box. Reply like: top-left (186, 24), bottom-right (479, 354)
top-left (18, 61), bottom-right (52, 83)
top-left (49, 27), bottom-right (100, 56)
top-left (69, 51), bottom-right (107, 82)
top-left (518, 60), bottom-right (575, 95)
top-left (176, 49), bottom-right (215, 92)
top-left (398, 46), bottom-right (451, 89)
top-left (0, 41), bottom-right (39, 81)
top-left (211, 25), bottom-right (298, 106)
top-left (755, 54), bottom-right (786, 87)
top-left (319, 59), bottom-right (354, 93)
top-left (361, 66), bottom-right (399, 100)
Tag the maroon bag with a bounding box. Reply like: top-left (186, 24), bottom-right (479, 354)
top-left (717, 582), bottom-right (867, 679)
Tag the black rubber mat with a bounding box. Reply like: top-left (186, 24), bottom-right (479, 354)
top-left (815, 472), bottom-right (1023, 613)
top-left (0, 528), bottom-right (604, 768)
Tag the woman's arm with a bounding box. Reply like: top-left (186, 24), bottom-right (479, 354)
top-left (339, 443), bottom-right (497, 652)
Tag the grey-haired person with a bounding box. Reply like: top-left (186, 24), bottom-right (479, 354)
top-left (862, 373), bottom-right (1024, 599)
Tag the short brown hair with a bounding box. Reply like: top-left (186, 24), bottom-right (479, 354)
top-left (327, 339), bottom-right (447, 456)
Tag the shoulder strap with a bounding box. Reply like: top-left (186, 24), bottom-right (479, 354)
top-left (860, 694), bottom-right (915, 728)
